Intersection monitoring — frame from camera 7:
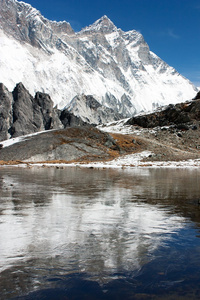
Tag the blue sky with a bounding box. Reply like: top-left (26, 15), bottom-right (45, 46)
top-left (23, 0), bottom-right (200, 87)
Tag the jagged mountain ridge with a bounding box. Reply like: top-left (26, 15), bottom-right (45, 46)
top-left (0, 82), bottom-right (84, 141)
top-left (0, 82), bottom-right (121, 141)
top-left (0, 0), bottom-right (197, 118)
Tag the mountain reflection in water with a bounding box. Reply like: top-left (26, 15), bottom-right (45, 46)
top-left (0, 167), bottom-right (200, 299)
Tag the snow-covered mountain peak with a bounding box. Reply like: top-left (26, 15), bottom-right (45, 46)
top-left (0, 0), bottom-right (198, 122)
top-left (80, 15), bottom-right (117, 35)
top-left (1, 0), bottom-right (74, 50)
top-left (2, 0), bottom-right (41, 23)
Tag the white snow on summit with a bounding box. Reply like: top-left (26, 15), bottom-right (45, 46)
top-left (0, 0), bottom-right (198, 118)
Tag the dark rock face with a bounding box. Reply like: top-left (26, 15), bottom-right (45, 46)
top-left (10, 83), bottom-right (41, 137)
top-left (193, 91), bottom-right (200, 100)
top-left (34, 92), bottom-right (62, 130)
top-left (9, 83), bottom-right (63, 138)
top-left (0, 83), bottom-right (87, 142)
top-left (60, 110), bottom-right (87, 128)
top-left (126, 99), bottom-right (200, 128)
top-left (84, 95), bottom-right (102, 110)
top-left (0, 83), bottom-right (13, 141)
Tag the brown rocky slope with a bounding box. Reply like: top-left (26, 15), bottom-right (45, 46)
top-left (0, 126), bottom-right (142, 164)
top-left (124, 94), bottom-right (200, 162)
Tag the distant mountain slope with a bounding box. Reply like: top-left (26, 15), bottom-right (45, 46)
top-left (65, 94), bottom-right (123, 124)
top-left (0, 0), bottom-right (197, 118)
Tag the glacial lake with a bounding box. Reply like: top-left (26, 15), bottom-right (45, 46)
top-left (0, 166), bottom-right (200, 299)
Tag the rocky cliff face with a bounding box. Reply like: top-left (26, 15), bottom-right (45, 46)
top-left (0, 82), bottom-right (122, 142)
top-left (10, 83), bottom-right (64, 138)
top-left (193, 91), bottom-right (200, 100)
top-left (0, 83), bottom-right (13, 141)
top-left (0, 0), bottom-right (74, 48)
top-left (0, 82), bottom-right (87, 141)
top-left (0, 0), bottom-right (197, 118)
